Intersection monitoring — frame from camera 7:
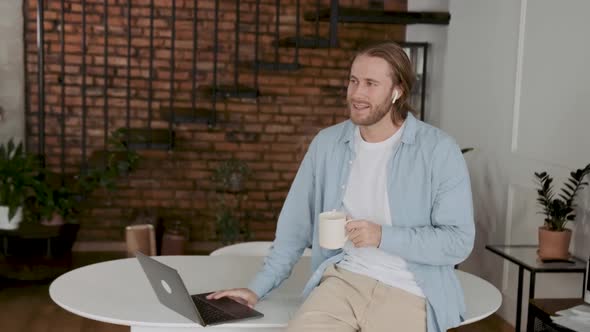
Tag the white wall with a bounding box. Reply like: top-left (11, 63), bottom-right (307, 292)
top-left (0, 0), bottom-right (25, 144)
top-left (405, 0), bottom-right (449, 127)
top-left (440, 0), bottom-right (590, 329)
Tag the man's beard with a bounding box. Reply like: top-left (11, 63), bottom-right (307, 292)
top-left (348, 98), bottom-right (393, 126)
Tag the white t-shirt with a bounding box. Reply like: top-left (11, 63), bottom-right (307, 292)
top-left (337, 123), bottom-right (425, 298)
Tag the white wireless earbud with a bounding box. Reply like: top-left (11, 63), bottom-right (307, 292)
top-left (391, 90), bottom-right (399, 104)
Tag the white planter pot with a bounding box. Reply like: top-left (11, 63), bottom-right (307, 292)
top-left (0, 206), bottom-right (23, 230)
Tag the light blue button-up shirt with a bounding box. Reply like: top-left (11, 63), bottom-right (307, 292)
top-left (248, 112), bottom-right (475, 331)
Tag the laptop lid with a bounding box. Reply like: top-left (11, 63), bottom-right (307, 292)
top-left (135, 252), bottom-right (205, 325)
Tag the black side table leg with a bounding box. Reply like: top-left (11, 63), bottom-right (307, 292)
top-left (583, 269), bottom-right (587, 298)
top-left (516, 266), bottom-right (524, 331)
top-left (526, 301), bottom-right (535, 332)
top-left (525, 272), bottom-right (536, 332)
top-left (529, 271), bottom-right (536, 300)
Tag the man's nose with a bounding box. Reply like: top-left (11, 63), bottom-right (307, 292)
top-left (350, 84), bottom-right (368, 99)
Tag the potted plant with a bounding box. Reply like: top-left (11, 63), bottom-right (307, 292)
top-left (534, 163), bottom-right (590, 259)
top-left (0, 139), bottom-right (43, 230)
top-left (212, 158), bottom-right (252, 244)
top-left (15, 131), bottom-right (140, 258)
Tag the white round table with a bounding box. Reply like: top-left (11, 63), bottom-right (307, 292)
top-left (49, 256), bottom-right (501, 331)
top-left (458, 269), bottom-right (502, 325)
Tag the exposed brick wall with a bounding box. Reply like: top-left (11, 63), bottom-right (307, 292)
top-left (24, 0), bottom-right (406, 248)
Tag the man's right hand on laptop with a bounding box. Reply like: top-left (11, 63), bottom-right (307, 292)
top-left (206, 288), bottom-right (258, 309)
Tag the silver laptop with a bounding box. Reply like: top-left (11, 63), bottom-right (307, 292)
top-left (136, 252), bottom-right (264, 326)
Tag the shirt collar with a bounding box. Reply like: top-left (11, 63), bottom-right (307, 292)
top-left (340, 112), bottom-right (417, 145)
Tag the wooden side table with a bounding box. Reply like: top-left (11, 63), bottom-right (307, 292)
top-left (527, 298), bottom-right (584, 332)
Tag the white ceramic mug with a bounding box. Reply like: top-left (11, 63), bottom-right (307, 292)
top-left (319, 211), bottom-right (348, 249)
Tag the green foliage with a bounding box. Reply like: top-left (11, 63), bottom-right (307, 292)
top-left (534, 163), bottom-right (590, 231)
top-left (215, 206), bottom-right (251, 245)
top-left (212, 159), bottom-right (252, 244)
top-left (1, 131), bottom-right (140, 224)
top-left (48, 130), bottom-right (139, 221)
top-left (0, 139), bottom-right (43, 221)
top-left (78, 129), bottom-right (140, 194)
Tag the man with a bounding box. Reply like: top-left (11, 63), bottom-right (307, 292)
top-left (208, 41), bottom-right (475, 332)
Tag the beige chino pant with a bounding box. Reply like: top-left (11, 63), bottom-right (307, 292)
top-left (286, 264), bottom-right (427, 332)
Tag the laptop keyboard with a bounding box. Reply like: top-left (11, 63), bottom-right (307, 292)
top-left (192, 295), bottom-right (236, 324)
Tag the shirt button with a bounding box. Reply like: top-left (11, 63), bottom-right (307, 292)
top-left (341, 185), bottom-right (345, 190)
top-left (349, 160), bottom-right (353, 164)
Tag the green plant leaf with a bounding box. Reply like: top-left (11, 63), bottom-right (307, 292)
top-left (564, 182), bottom-right (576, 192)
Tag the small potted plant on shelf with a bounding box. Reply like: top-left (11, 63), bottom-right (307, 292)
top-left (0, 139), bottom-right (43, 230)
top-left (534, 163), bottom-right (590, 259)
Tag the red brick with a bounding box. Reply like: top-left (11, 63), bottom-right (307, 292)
top-left (264, 124), bottom-right (295, 134)
top-left (25, 0), bottom-right (407, 243)
top-left (234, 151), bottom-right (261, 161)
top-left (264, 153), bottom-right (294, 162)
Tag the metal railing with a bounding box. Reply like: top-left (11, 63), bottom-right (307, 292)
top-left (26, 0), bottom-right (343, 175)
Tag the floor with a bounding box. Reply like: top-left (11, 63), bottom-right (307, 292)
top-left (0, 252), bottom-right (512, 332)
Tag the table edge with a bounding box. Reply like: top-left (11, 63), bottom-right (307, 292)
top-left (485, 245), bottom-right (586, 272)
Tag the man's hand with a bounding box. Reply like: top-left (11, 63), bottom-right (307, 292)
top-left (206, 288), bottom-right (259, 308)
top-left (346, 220), bottom-right (382, 248)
